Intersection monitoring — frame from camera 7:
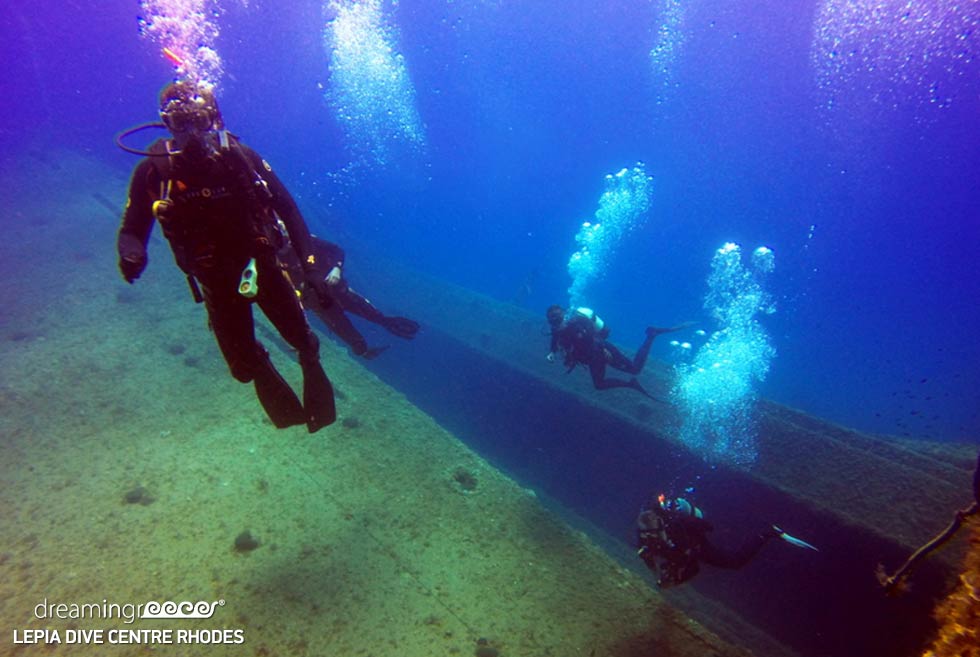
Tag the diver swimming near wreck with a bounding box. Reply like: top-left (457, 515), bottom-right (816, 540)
top-left (275, 232), bottom-right (420, 359)
top-left (545, 305), bottom-right (691, 399)
top-left (116, 79), bottom-right (336, 432)
top-left (636, 493), bottom-right (818, 588)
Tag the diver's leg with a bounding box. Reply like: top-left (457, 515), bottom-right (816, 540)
top-left (315, 301), bottom-right (370, 357)
top-left (257, 265), bottom-right (336, 432)
top-left (604, 333), bottom-right (656, 376)
top-left (203, 284), bottom-right (304, 428)
top-left (588, 356), bottom-right (631, 390)
top-left (335, 282), bottom-right (386, 324)
top-left (630, 331), bottom-right (657, 374)
top-left (605, 343), bottom-right (640, 374)
top-left (203, 285), bottom-right (260, 382)
top-left (257, 265), bottom-right (322, 356)
top-left (339, 282), bottom-right (420, 339)
top-left (590, 350), bottom-right (658, 398)
top-left (307, 281), bottom-right (385, 358)
top-left (699, 533), bottom-right (773, 570)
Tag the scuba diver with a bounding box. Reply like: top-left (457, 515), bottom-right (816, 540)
top-left (275, 231), bottom-right (420, 359)
top-left (636, 493), bottom-right (818, 588)
top-left (545, 305), bottom-right (689, 399)
top-left (116, 80), bottom-right (336, 432)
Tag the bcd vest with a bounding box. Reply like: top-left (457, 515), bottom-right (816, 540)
top-left (148, 135), bottom-right (275, 278)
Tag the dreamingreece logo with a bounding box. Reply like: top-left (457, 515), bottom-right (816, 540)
top-left (21, 599), bottom-right (243, 647)
top-left (33, 599), bottom-right (225, 624)
top-left (141, 600), bottom-right (225, 619)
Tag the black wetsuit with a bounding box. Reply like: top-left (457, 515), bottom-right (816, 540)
top-left (278, 236), bottom-right (417, 357)
top-left (551, 314), bottom-right (655, 392)
top-left (636, 503), bottom-right (773, 587)
top-left (117, 135), bottom-right (335, 431)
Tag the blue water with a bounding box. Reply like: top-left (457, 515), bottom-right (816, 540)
top-left (2, 2), bottom-right (978, 655)
top-left (3, 0), bottom-right (978, 452)
top-left (9, 0), bottom-right (975, 443)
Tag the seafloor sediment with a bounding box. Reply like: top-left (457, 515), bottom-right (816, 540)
top-left (0, 152), bottom-right (766, 657)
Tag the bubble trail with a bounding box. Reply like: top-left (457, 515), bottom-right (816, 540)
top-left (324, 0), bottom-right (426, 167)
top-left (567, 164), bottom-right (653, 309)
top-left (138, 0), bottom-right (225, 88)
top-left (671, 243), bottom-right (776, 468)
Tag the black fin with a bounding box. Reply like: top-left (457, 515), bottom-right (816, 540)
top-left (253, 353), bottom-right (305, 429)
top-left (361, 345), bottom-right (390, 360)
top-left (301, 355), bottom-right (337, 433)
top-left (382, 316), bottom-right (420, 339)
top-left (646, 322), bottom-right (693, 338)
top-left (629, 378), bottom-right (669, 404)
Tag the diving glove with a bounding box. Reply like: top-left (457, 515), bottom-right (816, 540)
top-left (117, 233), bottom-right (147, 283)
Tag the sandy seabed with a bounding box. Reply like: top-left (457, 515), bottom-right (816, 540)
top-left (0, 151), bottom-right (753, 657)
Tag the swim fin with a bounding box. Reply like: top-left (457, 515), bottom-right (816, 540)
top-left (629, 378), bottom-right (669, 404)
top-left (300, 353), bottom-right (337, 433)
top-left (362, 345), bottom-right (390, 360)
top-left (253, 349), bottom-right (306, 429)
top-left (381, 316), bottom-right (420, 340)
top-left (646, 321), bottom-right (696, 338)
top-left (772, 525), bottom-right (819, 551)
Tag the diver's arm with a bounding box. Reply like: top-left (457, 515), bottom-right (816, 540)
top-left (315, 239), bottom-right (345, 270)
top-left (548, 329), bottom-right (562, 361)
top-left (241, 145), bottom-right (317, 269)
top-left (674, 514), bottom-right (714, 535)
top-left (117, 159), bottom-right (157, 283)
top-left (313, 238), bottom-right (345, 285)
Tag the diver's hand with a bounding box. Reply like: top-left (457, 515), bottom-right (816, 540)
top-left (325, 266), bottom-right (342, 286)
top-left (119, 253), bottom-right (147, 284)
top-left (304, 270), bottom-right (333, 309)
top-left (117, 233), bottom-right (147, 284)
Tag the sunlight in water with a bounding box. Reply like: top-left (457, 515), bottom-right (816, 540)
top-left (324, 0), bottom-right (426, 167)
top-left (138, 0), bottom-right (224, 88)
top-left (671, 243), bottom-right (776, 468)
top-left (811, 0), bottom-right (979, 112)
top-left (567, 164), bottom-right (653, 309)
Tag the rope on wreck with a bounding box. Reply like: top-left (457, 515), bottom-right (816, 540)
top-left (877, 450), bottom-right (980, 594)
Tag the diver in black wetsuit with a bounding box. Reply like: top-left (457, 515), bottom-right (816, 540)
top-left (635, 494), bottom-right (817, 588)
top-left (545, 305), bottom-right (687, 399)
top-left (116, 80), bottom-right (336, 432)
top-left (276, 233), bottom-right (419, 359)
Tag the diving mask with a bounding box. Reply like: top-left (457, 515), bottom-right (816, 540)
top-left (160, 94), bottom-right (216, 134)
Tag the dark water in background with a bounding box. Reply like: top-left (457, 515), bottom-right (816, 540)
top-left (357, 325), bottom-right (949, 657)
top-left (2, 1), bottom-right (978, 654)
top-left (3, 0), bottom-right (978, 442)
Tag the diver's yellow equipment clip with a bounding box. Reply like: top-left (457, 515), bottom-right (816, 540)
top-left (152, 180), bottom-right (174, 221)
top-left (239, 258), bottom-right (258, 298)
top-left (151, 198), bottom-right (172, 219)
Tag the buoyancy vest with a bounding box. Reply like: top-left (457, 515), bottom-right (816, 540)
top-left (573, 307), bottom-right (604, 332)
top-left (558, 307), bottom-right (607, 363)
top-left (147, 133), bottom-right (276, 278)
